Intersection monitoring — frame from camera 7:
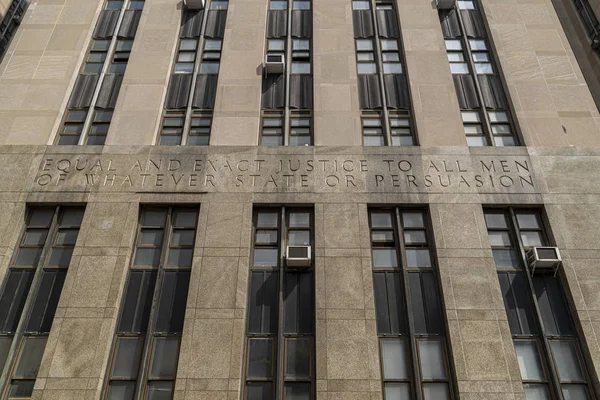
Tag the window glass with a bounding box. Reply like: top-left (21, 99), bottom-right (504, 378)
top-left (129, 0), bottom-right (145, 9)
top-left (461, 112), bottom-right (480, 122)
top-left (445, 40), bottom-right (462, 50)
top-left (523, 384), bottom-right (551, 400)
top-left (520, 231), bottom-right (543, 248)
top-left (450, 63), bottom-right (469, 74)
top-left (493, 249), bottom-right (521, 269)
top-left (515, 341), bottom-right (544, 381)
top-left (475, 63), bottom-right (493, 74)
top-left (14, 337), bottom-right (47, 378)
top-left (106, 0), bottom-right (124, 10)
top-left (0, 337), bottom-right (10, 368)
top-left (112, 337), bottom-right (144, 378)
top-left (8, 380), bottom-right (35, 399)
top-left (516, 213), bottom-right (540, 229)
top-left (107, 381), bottom-right (136, 400)
top-left (423, 383), bottom-right (450, 400)
top-left (383, 63), bottom-right (402, 74)
top-left (205, 39), bottom-right (222, 51)
top-left (180, 39), bottom-right (197, 51)
top-left (146, 381), bottom-right (173, 400)
top-left (356, 39), bottom-right (373, 51)
top-left (358, 63), bottom-right (377, 74)
top-left (489, 231), bottom-right (511, 247)
top-left (254, 249), bottom-right (279, 266)
top-left (352, 0), bottom-right (370, 9)
top-left (248, 339), bottom-right (274, 378)
top-left (247, 382), bottom-right (273, 400)
top-left (285, 338), bottom-right (310, 379)
top-left (385, 383), bottom-right (410, 399)
top-left (373, 249), bottom-right (398, 267)
top-left (406, 249), bottom-right (431, 268)
top-left (289, 231), bottom-right (310, 246)
top-left (382, 340), bottom-right (408, 379)
top-left (562, 385), bottom-right (588, 400)
top-left (258, 213), bottom-right (279, 228)
top-left (270, 0), bottom-right (288, 9)
top-left (371, 213), bottom-right (393, 228)
top-left (289, 213), bottom-right (310, 228)
top-left (418, 340), bottom-right (446, 379)
top-left (293, 0), bottom-right (311, 9)
top-left (211, 0), bottom-right (228, 9)
top-left (268, 40), bottom-right (285, 52)
top-left (150, 338), bottom-right (180, 378)
top-left (550, 341), bottom-right (584, 382)
top-left (469, 39), bottom-right (487, 50)
top-left (285, 383), bottom-right (310, 399)
top-left (166, 248), bottom-right (192, 267)
top-left (404, 230), bottom-right (426, 245)
top-left (291, 62), bottom-right (311, 74)
top-left (485, 213), bottom-right (508, 229)
top-left (458, 0), bottom-right (475, 8)
top-left (447, 53), bottom-right (464, 62)
top-left (402, 212), bottom-right (424, 228)
top-left (200, 62), bottom-right (220, 74)
top-left (381, 40), bottom-right (398, 50)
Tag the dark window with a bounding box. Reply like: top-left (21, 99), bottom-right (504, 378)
top-left (369, 208), bottom-right (455, 399)
top-left (439, 1), bottom-right (518, 146)
top-left (352, 1), bottom-right (416, 146)
top-left (58, 0), bottom-right (144, 145)
top-left (244, 208), bottom-right (315, 399)
top-left (0, 206), bottom-right (84, 398)
top-left (105, 206), bottom-right (198, 400)
top-left (159, 3), bottom-right (229, 145)
top-left (484, 208), bottom-right (595, 398)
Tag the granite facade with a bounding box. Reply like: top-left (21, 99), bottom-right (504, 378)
top-left (0, 0), bottom-right (598, 398)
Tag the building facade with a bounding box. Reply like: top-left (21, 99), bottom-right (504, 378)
top-left (0, 0), bottom-right (598, 398)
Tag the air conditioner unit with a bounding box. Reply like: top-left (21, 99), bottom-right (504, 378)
top-left (184, 0), bottom-right (205, 10)
top-left (527, 246), bottom-right (561, 276)
top-left (264, 54), bottom-right (285, 74)
top-left (286, 245), bottom-right (311, 268)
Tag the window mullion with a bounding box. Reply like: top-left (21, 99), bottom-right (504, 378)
top-left (133, 207), bottom-right (174, 400)
top-left (0, 206), bottom-right (61, 398)
top-left (275, 206), bottom-right (286, 399)
top-left (79, 0), bottom-right (131, 145)
top-left (183, 1), bottom-right (212, 145)
top-left (283, 2), bottom-right (292, 146)
top-left (453, 5), bottom-right (495, 146)
top-left (507, 208), bottom-right (565, 400)
top-left (369, 0), bottom-right (392, 146)
top-left (394, 208), bottom-right (423, 400)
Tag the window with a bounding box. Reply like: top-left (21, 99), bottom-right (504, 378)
top-left (0, 206), bottom-right (85, 399)
top-left (261, 113), bottom-right (284, 146)
top-left (352, 0), bottom-right (416, 146)
top-left (104, 206), bottom-right (198, 400)
top-left (290, 112), bottom-right (312, 146)
top-left (244, 208), bottom-right (315, 399)
top-left (159, 3), bottom-right (229, 145)
top-left (369, 208), bottom-right (455, 399)
top-left (439, 0), bottom-right (518, 146)
top-left (57, 0), bottom-right (144, 145)
top-left (261, 0), bottom-right (313, 145)
top-left (174, 39), bottom-right (198, 73)
top-left (362, 114), bottom-right (385, 146)
top-left (484, 208), bottom-right (595, 400)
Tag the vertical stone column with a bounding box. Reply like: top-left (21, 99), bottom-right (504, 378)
top-left (176, 199), bottom-right (251, 399)
top-left (398, 0), bottom-right (465, 146)
top-left (483, 0), bottom-right (600, 146)
top-left (312, 1), bottom-right (362, 145)
top-left (316, 203), bottom-right (380, 397)
top-left (37, 198), bottom-right (139, 399)
top-left (211, 0), bottom-right (265, 145)
top-left (430, 202), bottom-right (522, 398)
top-left (107, 0), bottom-right (182, 145)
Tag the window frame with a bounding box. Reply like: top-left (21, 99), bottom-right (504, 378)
top-left (368, 207), bottom-right (456, 400)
